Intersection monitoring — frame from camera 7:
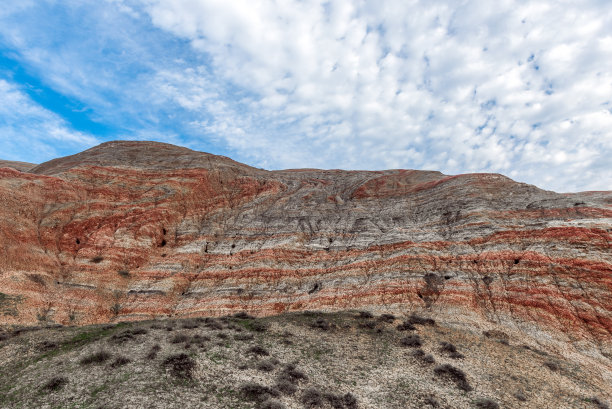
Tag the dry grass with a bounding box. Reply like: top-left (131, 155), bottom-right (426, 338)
top-left (0, 311), bottom-right (610, 408)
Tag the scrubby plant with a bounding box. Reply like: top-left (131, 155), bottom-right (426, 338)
top-left (117, 270), bottom-right (130, 278)
top-left (91, 256), bottom-right (104, 263)
top-left (585, 397), bottom-right (610, 409)
top-left (170, 334), bottom-right (190, 344)
top-left (247, 345), bottom-right (269, 356)
top-left (433, 364), bottom-right (472, 391)
top-left (543, 360), bottom-right (560, 371)
top-left (257, 358), bottom-right (280, 372)
top-left (311, 318), bottom-right (331, 331)
top-left (162, 353), bottom-right (196, 379)
top-left (42, 376), bottom-right (68, 391)
top-left (260, 399), bottom-right (287, 409)
top-left (80, 350), bottom-right (111, 365)
top-left (424, 394), bottom-right (439, 407)
top-left (474, 398), bottom-right (499, 409)
top-left (396, 321), bottom-right (416, 331)
top-left (412, 349), bottom-right (435, 364)
top-left (239, 382), bottom-right (280, 403)
top-left (407, 314), bottom-right (435, 326)
top-left (400, 334), bottom-right (422, 347)
top-left (146, 344), bottom-right (161, 360)
top-left (357, 311), bottom-right (373, 319)
top-left (439, 342), bottom-right (464, 359)
top-left (110, 356), bottom-right (131, 368)
top-left (379, 313), bottom-right (396, 322)
top-left (275, 379), bottom-right (298, 395)
top-left (301, 387), bottom-right (324, 408)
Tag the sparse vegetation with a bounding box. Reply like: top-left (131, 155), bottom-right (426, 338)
top-left (239, 382), bottom-right (280, 403)
top-left (110, 356), bottom-right (131, 367)
top-left (433, 364), bottom-right (472, 391)
top-left (117, 269), bottom-right (130, 278)
top-left (162, 353), bottom-right (196, 379)
top-left (42, 376), bottom-right (68, 391)
top-left (0, 310), bottom-right (604, 408)
top-left (301, 387), bottom-right (324, 408)
top-left (474, 398), bottom-right (499, 409)
top-left (247, 345), bottom-right (270, 356)
top-left (80, 350), bottom-right (111, 365)
top-left (90, 256), bottom-right (104, 263)
top-left (400, 334), bottom-right (422, 347)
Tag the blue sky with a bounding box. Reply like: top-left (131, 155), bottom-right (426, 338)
top-left (0, 0), bottom-right (611, 192)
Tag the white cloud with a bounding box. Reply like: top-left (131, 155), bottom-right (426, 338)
top-left (140, 0), bottom-right (612, 192)
top-left (0, 79), bottom-right (99, 163)
top-left (0, 1), bottom-right (610, 191)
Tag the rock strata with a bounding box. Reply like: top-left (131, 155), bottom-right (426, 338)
top-left (0, 141), bottom-right (610, 358)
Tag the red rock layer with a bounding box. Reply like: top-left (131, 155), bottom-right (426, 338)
top-left (0, 142), bottom-right (610, 354)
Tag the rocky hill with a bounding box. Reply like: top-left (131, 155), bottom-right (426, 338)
top-left (0, 141), bottom-right (610, 368)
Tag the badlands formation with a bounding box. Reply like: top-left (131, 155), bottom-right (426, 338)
top-left (0, 141), bottom-right (610, 359)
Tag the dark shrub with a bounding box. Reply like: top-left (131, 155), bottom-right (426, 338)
top-left (110, 356), bottom-right (131, 368)
top-left (412, 349), bottom-right (435, 364)
top-left (131, 328), bottom-right (148, 335)
top-left (170, 334), bottom-right (190, 344)
top-left (324, 392), bottom-right (357, 409)
top-left (234, 333), bottom-right (254, 341)
top-left (146, 344), bottom-right (161, 360)
top-left (514, 392), bottom-right (527, 402)
top-left (276, 379), bottom-right (298, 395)
top-left (343, 393), bottom-right (358, 409)
top-left (358, 320), bottom-right (377, 330)
top-left (396, 321), bottom-right (416, 331)
top-left (424, 394), bottom-right (439, 407)
top-left (543, 360), bottom-right (559, 371)
top-left (311, 318), bottom-right (331, 331)
top-left (182, 320), bottom-right (199, 329)
top-left (379, 313), bottom-right (396, 323)
top-left (217, 332), bottom-right (228, 339)
top-left (483, 330), bottom-right (508, 340)
top-left (257, 358), bottom-right (280, 372)
top-left (357, 311), bottom-right (373, 319)
top-left (474, 398), bottom-right (499, 409)
top-left (260, 399), bottom-right (287, 409)
top-left (277, 364), bottom-right (308, 385)
top-left (247, 345), bottom-right (269, 356)
top-left (91, 256), bottom-right (104, 263)
top-left (42, 376), bottom-right (68, 391)
top-left (162, 353), bottom-right (196, 379)
top-left (117, 270), bottom-right (130, 278)
top-left (439, 342), bottom-right (464, 359)
top-left (586, 397), bottom-right (610, 409)
top-left (110, 331), bottom-right (134, 344)
top-left (400, 334), bottom-right (422, 348)
top-left (433, 364), bottom-right (472, 391)
top-left (80, 350), bottom-right (111, 365)
top-left (38, 340), bottom-right (58, 351)
top-left (250, 320), bottom-right (269, 332)
top-left (233, 311), bottom-right (255, 319)
top-left (239, 382), bottom-right (280, 403)
top-left (301, 387), bottom-right (324, 408)
top-left (407, 314), bottom-right (435, 326)
top-left (204, 319), bottom-right (225, 330)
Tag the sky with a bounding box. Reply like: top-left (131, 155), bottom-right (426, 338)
top-left (0, 1), bottom-right (611, 192)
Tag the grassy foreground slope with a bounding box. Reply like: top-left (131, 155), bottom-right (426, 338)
top-left (0, 311), bottom-right (610, 409)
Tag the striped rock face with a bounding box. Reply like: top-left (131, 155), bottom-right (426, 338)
top-left (1, 141), bottom-right (611, 355)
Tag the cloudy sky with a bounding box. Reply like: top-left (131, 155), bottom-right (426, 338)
top-left (0, 0), bottom-right (611, 192)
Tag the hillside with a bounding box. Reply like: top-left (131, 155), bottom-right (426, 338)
top-left (0, 141), bottom-right (611, 405)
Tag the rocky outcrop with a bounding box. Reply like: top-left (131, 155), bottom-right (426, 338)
top-left (1, 141), bottom-right (610, 356)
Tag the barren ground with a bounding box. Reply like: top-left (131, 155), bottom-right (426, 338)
top-left (0, 311), bottom-right (610, 409)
